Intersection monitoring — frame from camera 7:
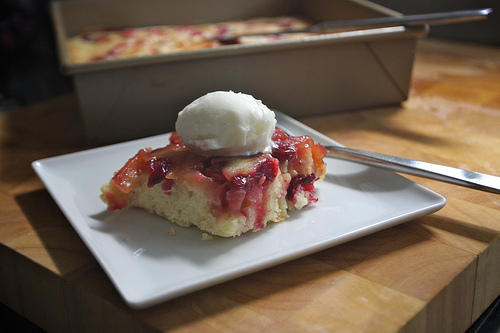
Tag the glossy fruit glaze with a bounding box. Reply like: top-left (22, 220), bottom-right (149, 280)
top-left (271, 128), bottom-right (327, 204)
top-left (105, 129), bottom-right (326, 227)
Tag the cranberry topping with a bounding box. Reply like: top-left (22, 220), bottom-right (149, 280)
top-left (272, 137), bottom-right (297, 162)
top-left (162, 179), bottom-right (175, 193)
top-left (112, 42), bottom-right (128, 56)
top-left (229, 159), bottom-right (278, 192)
top-left (203, 158), bottom-right (228, 184)
top-left (121, 28), bottom-right (136, 38)
top-left (219, 158), bottom-right (279, 229)
top-left (215, 25), bottom-right (229, 37)
top-left (109, 129), bottom-right (325, 221)
top-left (142, 149), bottom-right (279, 203)
top-left (271, 128), bottom-right (327, 176)
top-left (112, 147), bottom-right (152, 193)
top-left (257, 158), bottom-right (279, 182)
top-left (287, 174), bottom-right (317, 201)
top-left (146, 158), bottom-right (171, 188)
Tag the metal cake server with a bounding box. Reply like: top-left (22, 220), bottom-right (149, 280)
top-left (218, 8), bottom-right (492, 43)
top-left (308, 8), bottom-right (492, 32)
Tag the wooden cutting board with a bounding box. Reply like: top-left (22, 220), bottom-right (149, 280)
top-left (0, 38), bottom-right (499, 332)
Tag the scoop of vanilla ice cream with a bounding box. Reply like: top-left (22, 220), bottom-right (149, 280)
top-left (175, 91), bottom-right (277, 156)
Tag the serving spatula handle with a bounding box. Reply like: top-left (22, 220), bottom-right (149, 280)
top-left (325, 145), bottom-right (500, 194)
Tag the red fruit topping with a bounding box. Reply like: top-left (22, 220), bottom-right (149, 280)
top-left (203, 158), bottom-right (228, 184)
top-left (169, 131), bottom-right (182, 145)
top-left (215, 25), bottom-right (228, 37)
top-left (109, 128), bottom-right (325, 220)
top-left (107, 43), bottom-right (125, 58)
top-left (287, 174), bottom-right (317, 201)
top-left (121, 28), bottom-right (136, 38)
top-left (146, 158), bottom-right (172, 187)
top-left (271, 128), bottom-right (327, 176)
top-left (111, 148), bottom-right (152, 193)
top-left (104, 190), bottom-right (127, 210)
top-left (162, 179), bottom-right (175, 193)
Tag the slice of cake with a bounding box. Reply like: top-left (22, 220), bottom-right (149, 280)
top-left (100, 91), bottom-right (326, 237)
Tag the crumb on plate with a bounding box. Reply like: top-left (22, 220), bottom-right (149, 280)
top-left (202, 233), bottom-right (213, 241)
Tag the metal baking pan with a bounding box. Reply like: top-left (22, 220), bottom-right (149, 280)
top-left (51, 0), bottom-right (428, 144)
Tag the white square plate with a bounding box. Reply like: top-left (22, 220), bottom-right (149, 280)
top-left (32, 112), bottom-right (446, 309)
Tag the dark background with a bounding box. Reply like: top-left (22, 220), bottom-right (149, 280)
top-left (0, 0), bottom-right (73, 112)
top-left (0, 0), bottom-right (498, 332)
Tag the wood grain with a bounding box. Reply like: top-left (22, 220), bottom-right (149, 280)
top-left (1, 38), bottom-right (499, 333)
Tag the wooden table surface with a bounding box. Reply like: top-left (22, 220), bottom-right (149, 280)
top-left (1, 38), bottom-right (499, 333)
